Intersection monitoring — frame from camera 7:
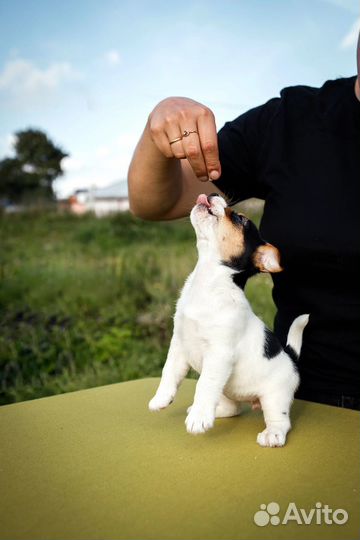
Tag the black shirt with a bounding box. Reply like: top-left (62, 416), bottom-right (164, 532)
top-left (215, 76), bottom-right (360, 399)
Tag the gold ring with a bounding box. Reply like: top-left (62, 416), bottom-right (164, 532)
top-left (169, 136), bottom-right (183, 145)
top-left (182, 130), bottom-right (198, 137)
top-left (169, 130), bottom-right (198, 145)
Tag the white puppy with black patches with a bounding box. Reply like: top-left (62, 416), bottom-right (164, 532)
top-left (149, 193), bottom-right (309, 447)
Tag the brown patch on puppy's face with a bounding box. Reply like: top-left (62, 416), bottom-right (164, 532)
top-left (217, 208), bottom-right (247, 264)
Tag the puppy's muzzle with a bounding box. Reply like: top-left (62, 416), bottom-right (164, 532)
top-left (195, 193), bottom-right (227, 217)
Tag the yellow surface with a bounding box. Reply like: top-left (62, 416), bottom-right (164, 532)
top-left (0, 377), bottom-right (359, 540)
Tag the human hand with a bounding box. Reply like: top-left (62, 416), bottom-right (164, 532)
top-left (148, 97), bottom-right (221, 182)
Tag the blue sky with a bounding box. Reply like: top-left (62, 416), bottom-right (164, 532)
top-left (0, 0), bottom-right (359, 197)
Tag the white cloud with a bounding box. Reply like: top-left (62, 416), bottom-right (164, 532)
top-left (340, 17), bottom-right (360, 49)
top-left (105, 49), bottom-right (121, 66)
top-left (0, 58), bottom-right (81, 96)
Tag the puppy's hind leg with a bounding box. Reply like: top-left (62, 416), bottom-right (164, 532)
top-left (149, 335), bottom-right (189, 411)
top-left (215, 394), bottom-right (242, 418)
top-left (256, 392), bottom-right (294, 448)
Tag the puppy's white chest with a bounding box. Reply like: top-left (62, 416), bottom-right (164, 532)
top-left (176, 304), bottom-right (210, 373)
top-left (175, 273), bottom-right (245, 374)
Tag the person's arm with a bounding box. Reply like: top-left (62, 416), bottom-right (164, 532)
top-left (127, 97), bottom-right (223, 220)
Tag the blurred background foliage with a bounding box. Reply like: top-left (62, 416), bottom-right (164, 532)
top-left (0, 205), bottom-right (274, 405)
top-left (0, 129), bottom-right (67, 204)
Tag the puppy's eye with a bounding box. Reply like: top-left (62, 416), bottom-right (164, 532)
top-left (231, 213), bottom-right (249, 227)
top-left (231, 213), bottom-right (243, 224)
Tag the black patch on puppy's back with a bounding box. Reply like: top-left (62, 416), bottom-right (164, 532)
top-left (264, 327), bottom-right (282, 359)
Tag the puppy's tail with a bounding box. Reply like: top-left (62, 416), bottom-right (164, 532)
top-left (284, 314), bottom-right (309, 362)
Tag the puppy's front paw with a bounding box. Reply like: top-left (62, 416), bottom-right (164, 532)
top-left (148, 392), bottom-right (173, 411)
top-left (185, 406), bottom-right (214, 434)
top-left (257, 427), bottom-right (286, 447)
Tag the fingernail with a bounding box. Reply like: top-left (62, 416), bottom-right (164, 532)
top-left (199, 176), bottom-right (209, 182)
top-left (209, 170), bottom-right (220, 180)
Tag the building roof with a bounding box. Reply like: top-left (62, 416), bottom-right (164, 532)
top-left (75, 180), bottom-right (128, 200)
top-left (94, 180), bottom-right (128, 198)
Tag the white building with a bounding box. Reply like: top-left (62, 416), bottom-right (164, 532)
top-left (69, 180), bottom-right (129, 217)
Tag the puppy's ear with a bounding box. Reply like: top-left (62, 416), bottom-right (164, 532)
top-left (253, 243), bottom-right (283, 273)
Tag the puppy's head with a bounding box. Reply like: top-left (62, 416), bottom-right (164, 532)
top-left (190, 193), bottom-right (282, 275)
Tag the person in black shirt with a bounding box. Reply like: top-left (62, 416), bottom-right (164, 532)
top-left (215, 75), bottom-right (360, 409)
top-left (128, 35), bottom-right (360, 410)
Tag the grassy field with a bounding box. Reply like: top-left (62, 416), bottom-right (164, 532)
top-left (0, 207), bottom-right (275, 405)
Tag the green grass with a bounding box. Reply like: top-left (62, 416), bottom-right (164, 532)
top-left (0, 208), bottom-right (275, 405)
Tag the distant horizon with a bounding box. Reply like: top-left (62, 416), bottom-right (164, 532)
top-left (1, 0), bottom-right (359, 198)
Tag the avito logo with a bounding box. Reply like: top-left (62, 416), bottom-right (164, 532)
top-left (254, 501), bottom-right (348, 527)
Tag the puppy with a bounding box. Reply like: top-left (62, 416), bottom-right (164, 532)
top-left (149, 193), bottom-right (309, 447)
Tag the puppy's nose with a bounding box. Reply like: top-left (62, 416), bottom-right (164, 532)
top-left (209, 192), bottom-right (227, 209)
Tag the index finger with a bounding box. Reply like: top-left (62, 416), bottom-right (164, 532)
top-left (197, 112), bottom-right (221, 181)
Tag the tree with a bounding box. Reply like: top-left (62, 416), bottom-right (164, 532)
top-left (0, 129), bottom-right (68, 204)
